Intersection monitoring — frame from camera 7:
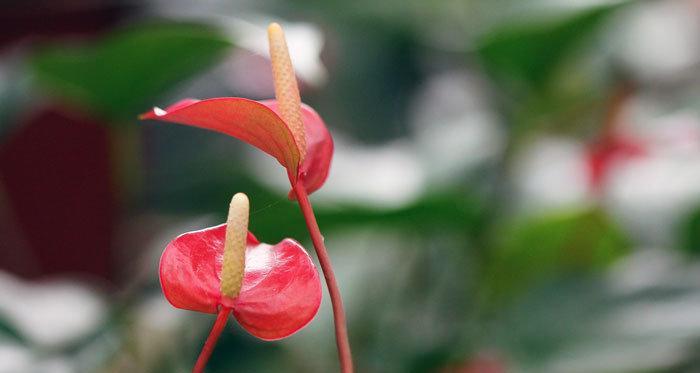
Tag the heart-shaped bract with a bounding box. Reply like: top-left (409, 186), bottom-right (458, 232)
top-left (159, 224), bottom-right (322, 340)
top-left (140, 98), bottom-right (333, 196)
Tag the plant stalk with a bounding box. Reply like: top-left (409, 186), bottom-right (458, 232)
top-left (193, 307), bottom-right (231, 373)
top-left (293, 183), bottom-right (354, 373)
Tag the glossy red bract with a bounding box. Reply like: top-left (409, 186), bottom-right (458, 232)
top-left (260, 100), bottom-right (333, 198)
top-left (141, 97), bottom-right (333, 195)
top-left (159, 224), bottom-right (322, 340)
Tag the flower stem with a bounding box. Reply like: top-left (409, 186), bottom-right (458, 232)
top-left (293, 184), bottom-right (354, 373)
top-left (193, 307), bottom-right (231, 373)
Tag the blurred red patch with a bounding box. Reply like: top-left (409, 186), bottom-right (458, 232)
top-left (586, 135), bottom-right (646, 192)
top-left (0, 107), bottom-right (116, 280)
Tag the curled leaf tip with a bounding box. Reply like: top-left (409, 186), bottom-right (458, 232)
top-left (267, 22), bottom-right (306, 162)
top-left (220, 193), bottom-right (249, 299)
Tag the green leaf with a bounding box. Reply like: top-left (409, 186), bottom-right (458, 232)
top-left (485, 208), bottom-right (630, 303)
top-left (475, 4), bottom-right (621, 94)
top-left (31, 22), bottom-right (232, 121)
top-left (679, 206), bottom-right (700, 255)
top-left (0, 313), bottom-right (26, 344)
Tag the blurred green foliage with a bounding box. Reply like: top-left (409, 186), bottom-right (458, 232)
top-left (0, 316), bottom-right (25, 344)
top-left (681, 206), bottom-right (700, 255)
top-left (31, 22), bottom-right (231, 121)
top-left (476, 3), bottom-right (620, 95)
top-left (486, 208), bottom-right (629, 303)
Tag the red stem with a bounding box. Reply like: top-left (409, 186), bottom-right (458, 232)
top-left (193, 307), bottom-right (232, 373)
top-left (293, 184), bottom-right (354, 373)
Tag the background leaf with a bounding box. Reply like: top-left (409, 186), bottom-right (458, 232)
top-left (30, 22), bottom-right (232, 121)
top-left (680, 206), bottom-right (700, 255)
top-left (485, 208), bottom-right (630, 303)
top-left (476, 4), bottom-right (621, 95)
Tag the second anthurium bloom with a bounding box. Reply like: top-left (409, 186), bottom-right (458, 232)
top-left (161, 193), bottom-right (321, 372)
top-left (140, 24), bottom-right (333, 197)
top-left (142, 23), bottom-right (354, 372)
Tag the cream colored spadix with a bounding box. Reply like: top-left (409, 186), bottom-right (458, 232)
top-left (268, 22), bottom-right (306, 162)
top-left (220, 193), bottom-right (249, 299)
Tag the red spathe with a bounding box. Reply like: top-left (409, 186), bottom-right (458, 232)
top-left (140, 98), bottom-right (333, 195)
top-left (159, 224), bottom-right (322, 340)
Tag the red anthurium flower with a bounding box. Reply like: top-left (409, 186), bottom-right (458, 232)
top-left (161, 224), bottom-right (321, 340)
top-left (140, 25), bottom-right (332, 197)
top-left (160, 193), bottom-right (321, 372)
top-left (143, 23), bottom-right (354, 372)
top-left (140, 97), bottom-right (333, 196)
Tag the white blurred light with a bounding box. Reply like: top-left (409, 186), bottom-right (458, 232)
top-left (32, 357), bottom-right (74, 373)
top-left (613, 0), bottom-right (700, 82)
top-left (604, 151), bottom-right (700, 245)
top-left (0, 343), bottom-right (32, 373)
top-left (636, 111), bottom-right (700, 156)
top-left (317, 138), bottom-right (426, 208)
top-left (136, 295), bottom-right (188, 334)
top-left (248, 134), bottom-right (426, 208)
top-left (305, 137), bottom-right (429, 208)
top-left (0, 272), bottom-right (107, 349)
top-left (410, 71), bottom-right (504, 185)
top-left (543, 339), bottom-right (687, 373)
top-left (223, 17), bottom-right (328, 88)
top-left (225, 51), bottom-right (275, 97)
top-left (145, 0), bottom-right (329, 89)
top-left (608, 248), bottom-right (681, 294)
top-left (604, 110), bottom-right (700, 246)
top-left (609, 295), bottom-right (700, 338)
top-left (132, 295), bottom-right (191, 367)
top-left (512, 137), bottom-right (592, 212)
